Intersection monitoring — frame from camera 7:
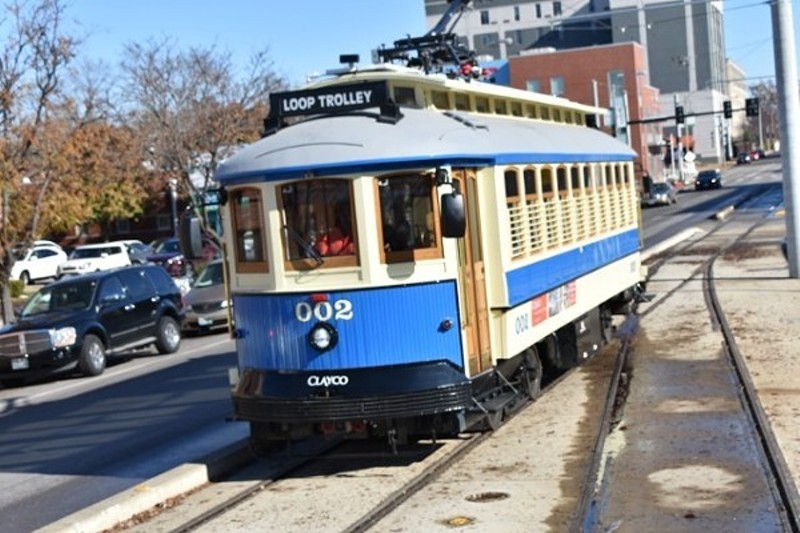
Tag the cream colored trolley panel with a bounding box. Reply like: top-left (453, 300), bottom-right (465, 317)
top-left (479, 165), bottom-right (512, 310)
top-left (501, 250), bottom-right (641, 359)
top-left (472, 166), bottom-right (512, 361)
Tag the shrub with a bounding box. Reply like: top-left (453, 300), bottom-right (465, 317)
top-left (9, 280), bottom-right (25, 298)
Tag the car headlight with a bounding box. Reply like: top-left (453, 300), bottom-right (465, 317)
top-left (50, 327), bottom-right (77, 348)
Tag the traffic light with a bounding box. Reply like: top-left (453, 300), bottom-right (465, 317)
top-left (745, 97), bottom-right (759, 117)
top-left (675, 105), bottom-right (685, 124)
top-left (723, 100), bottom-right (732, 119)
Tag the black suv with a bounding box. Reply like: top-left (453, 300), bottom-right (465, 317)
top-left (0, 265), bottom-right (184, 387)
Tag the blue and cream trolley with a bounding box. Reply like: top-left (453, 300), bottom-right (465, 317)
top-left (204, 47), bottom-right (643, 448)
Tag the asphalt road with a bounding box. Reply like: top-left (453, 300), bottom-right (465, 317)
top-left (0, 157), bottom-right (783, 533)
top-left (640, 158), bottom-right (783, 248)
top-left (0, 332), bottom-right (246, 532)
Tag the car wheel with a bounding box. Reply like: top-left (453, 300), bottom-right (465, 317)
top-left (19, 271), bottom-right (31, 285)
top-left (78, 334), bottom-right (107, 377)
top-left (155, 316), bottom-right (181, 354)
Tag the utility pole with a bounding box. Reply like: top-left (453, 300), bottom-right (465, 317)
top-left (169, 179), bottom-right (179, 238)
top-left (772, 0), bottom-right (800, 277)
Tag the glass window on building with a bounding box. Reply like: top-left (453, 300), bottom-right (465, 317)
top-left (608, 70), bottom-right (629, 144)
top-left (480, 10), bottom-right (490, 24)
top-left (553, 1), bottom-right (562, 16)
top-left (514, 6), bottom-right (521, 21)
top-left (536, 3), bottom-right (542, 18)
top-left (550, 76), bottom-right (565, 97)
top-left (526, 79), bottom-right (541, 93)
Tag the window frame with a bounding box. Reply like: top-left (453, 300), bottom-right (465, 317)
top-left (375, 172), bottom-right (443, 264)
top-left (277, 178), bottom-right (359, 271)
top-left (230, 186), bottom-right (269, 274)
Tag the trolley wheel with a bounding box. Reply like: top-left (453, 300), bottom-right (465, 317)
top-left (520, 348), bottom-right (543, 400)
top-left (485, 409), bottom-right (504, 431)
top-left (600, 306), bottom-right (615, 343)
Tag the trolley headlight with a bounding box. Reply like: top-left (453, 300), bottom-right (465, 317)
top-left (308, 322), bottom-right (338, 352)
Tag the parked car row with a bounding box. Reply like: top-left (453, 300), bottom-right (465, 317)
top-left (10, 237), bottom-right (217, 286)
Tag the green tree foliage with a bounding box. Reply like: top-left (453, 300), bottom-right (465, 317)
top-left (0, 0), bottom-right (77, 322)
top-left (0, 0), bottom-right (150, 322)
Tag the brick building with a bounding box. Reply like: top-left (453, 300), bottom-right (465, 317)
top-left (508, 42), bottom-right (666, 180)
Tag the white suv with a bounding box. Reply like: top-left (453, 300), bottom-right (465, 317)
top-left (57, 242), bottom-right (132, 278)
top-left (11, 243), bottom-right (68, 285)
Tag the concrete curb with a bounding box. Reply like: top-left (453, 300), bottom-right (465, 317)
top-left (36, 438), bottom-right (252, 533)
top-left (641, 227), bottom-right (702, 262)
top-left (714, 205), bottom-right (735, 220)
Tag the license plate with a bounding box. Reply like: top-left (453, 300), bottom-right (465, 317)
top-left (11, 358), bottom-right (29, 370)
top-left (198, 317), bottom-right (213, 326)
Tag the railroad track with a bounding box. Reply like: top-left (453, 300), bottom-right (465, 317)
top-left (114, 340), bottom-right (629, 532)
top-left (582, 182), bottom-right (800, 531)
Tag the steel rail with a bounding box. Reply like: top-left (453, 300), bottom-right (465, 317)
top-left (164, 438), bottom-right (344, 533)
top-left (574, 314), bottom-right (636, 532)
top-left (705, 259), bottom-right (800, 532)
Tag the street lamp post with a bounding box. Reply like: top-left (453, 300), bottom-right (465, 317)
top-left (169, 179), bottom-right (178, 238)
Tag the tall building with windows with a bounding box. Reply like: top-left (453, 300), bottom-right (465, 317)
top-left (424, 0), bottom-right (732, 164)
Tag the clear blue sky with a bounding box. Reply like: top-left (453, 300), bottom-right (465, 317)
top-left (66, 0), bottom-right (794, 88)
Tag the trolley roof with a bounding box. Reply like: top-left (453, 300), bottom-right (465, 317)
top-left (215, 105), bottom-right (636, 185)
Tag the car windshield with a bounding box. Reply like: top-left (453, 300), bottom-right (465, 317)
top-left (194, 262), bottom-right (224, 288)
top-left (20, 279), bottom-right (97, 317)
top-left (153, 239), bottom-right (181, 254)
top-left (652, 183), bottom-right (670, 193)
top-left (71, 247), bottom-right (109, 259)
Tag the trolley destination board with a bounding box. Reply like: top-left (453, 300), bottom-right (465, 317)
top-left (269, 81), bottom-right (389, 120)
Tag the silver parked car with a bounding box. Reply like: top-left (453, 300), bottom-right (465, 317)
top-left (641, 181), bottom-right (678, 207)
top-left (182, 259), bottom-right (230, 334)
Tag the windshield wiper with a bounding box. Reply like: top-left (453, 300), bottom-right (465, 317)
top-left (284, 226), bottom-right (324, 266)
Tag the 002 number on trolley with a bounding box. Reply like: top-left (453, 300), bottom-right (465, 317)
top-left (295, 299), bottom-right (354, 323)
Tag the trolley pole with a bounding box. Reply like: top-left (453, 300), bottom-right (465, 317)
top-left (771, 0), bottom-right (800, 277)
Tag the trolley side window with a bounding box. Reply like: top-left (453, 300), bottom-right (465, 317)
top-left (280, 179), bottom-right (358, 270)
top-left (377, 174), bottom-right (441, 262)
top-left (231, 188), bottom-right (269, 273)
